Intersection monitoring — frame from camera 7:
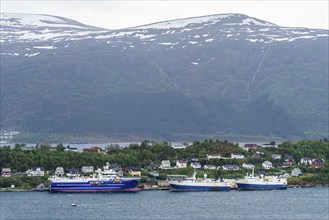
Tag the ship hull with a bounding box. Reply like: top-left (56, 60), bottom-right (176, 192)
top-left (49, 178), bottom-right (140, 193)
top-left (236, 183), bottom-right (287, 190)
top-left (170, 183), bottom-right (231, 192)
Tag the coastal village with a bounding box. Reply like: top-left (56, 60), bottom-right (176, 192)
top-left (1, 139), bottom-right (327, 190)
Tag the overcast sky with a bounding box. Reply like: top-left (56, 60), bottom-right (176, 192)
top-left (1, 1), bottom-right (328, 30)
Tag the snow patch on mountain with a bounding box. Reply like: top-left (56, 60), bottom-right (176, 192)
top-left (1, 13), bottom-right (88, 29)
top-left (1, 13), bottom-right (108, 43)
top-left (1, 12), bottom-right (328, 48)
top-left (33, 45), bottom-right (56, 49)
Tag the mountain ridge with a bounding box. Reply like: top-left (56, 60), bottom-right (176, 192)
top-left (1, 13), bottom-right (328, 141)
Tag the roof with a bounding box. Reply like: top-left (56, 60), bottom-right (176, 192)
top-left (313, 158), bottom-right (325, 163)
top-left (205, 165), bottom-right (216, 168)
top-left (2, 168), bottom-right (11, 172)
top-left (301, 157), bottom-right (311, 160)
top-left (31, 167), bottom-right (45, 171)
top-left (129, 168), bottom-right (141, 171)
top-left (244, 144), bottom-right (258, 147)
top-left (69, 168), bottom-right (80, 174)
top-left (243, 163), bottom-right (254, 166)
top-left (223, 164), bottom-right (239, 167)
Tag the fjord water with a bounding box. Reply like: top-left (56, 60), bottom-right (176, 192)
top-left (1, 187), bottom-right (328, 220)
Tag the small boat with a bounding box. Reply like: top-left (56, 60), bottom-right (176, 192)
top-left (170, 172), bottom-right (231, 192)
top-left (71, 203), bottom-right (78, 207)
top-left (49, 168), bottom-right (141, 193)
top-left (235, 168), bottom-right (287, 190)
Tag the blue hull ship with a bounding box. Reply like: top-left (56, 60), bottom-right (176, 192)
top-left (170, 172), bottom-right (231, 192)
top-left (236, 182), bottom-right (287, 190)
top-left (236, 168), bottom-right (287, 190)
top-left (49, 169), bottom-right (141, 193)
top-left (170, 182), bottom-right (231, 192)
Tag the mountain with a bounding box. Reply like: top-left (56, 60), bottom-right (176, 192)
top-left (1, 13), bottom-right (328, 141)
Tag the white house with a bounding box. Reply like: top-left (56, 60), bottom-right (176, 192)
top-left (272, 154), bottom-right (282, 160)
top-left (160, 160), bottom-right (172, 169)
top-left (81, 166), bottom-right (94, 173)
top-left (242, 163), bottom-right (255, 169)
top-left (222, 164), bottom-right (240, 171)
top-left (1, 168), bottom-right (11, 177)
top-left (291, 168), bottom-right (302, 177)
top-left (300, 157), bottom-right (312, 165)
top-left (262, 161), bottom-right (273, 170)
top-left (55, 167), bottom-right (64, 176)
top-left (203, 165), bottom-right (217, 170)
top-left (206, 154), bottom-right (222, 160)
top-left (27, 167), bottom-right (45, 176)
top-left (231, 153), bottom-right (245, 159)
top-left (190, 162), bottom-right (202, 169)
top-left (279, 173), bottom-right (291, 178)
top-left (176, 160), bottom-right (187, 168)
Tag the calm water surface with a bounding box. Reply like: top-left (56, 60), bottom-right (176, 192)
top-left (1, 187), bottom-right (328, 220)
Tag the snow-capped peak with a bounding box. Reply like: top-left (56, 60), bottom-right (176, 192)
top-left (0, 13), bottom-right (108, 43)
top-left (1, 13), bottom-right (97, 30)
top-left (131, 14), bottom-right (277, 30)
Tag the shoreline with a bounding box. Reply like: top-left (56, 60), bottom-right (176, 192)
top-left (1, 184), bottom-right (328, 192)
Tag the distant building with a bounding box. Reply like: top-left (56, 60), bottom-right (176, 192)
top-left (64, 146), bottom-right (78, 152)
top-left (312, 158), bottom-right (325, 168)
top-left (282, 161), bottom-right (293, 167)
top-left (242, 163), bottom-right (255, 169)
top-left (190, 162), bottom-right (202, 169)
top-left (206, 154), bottom-right (222, 160)
top-left (144, 165), bottom-right (158, 170)
top-left (186, 157), bottom-right (199, 162)
top-left (231, 153), bottom-right (245, 159)
top-left (149, 171), bottom-right (159, 178)
top-left (262, 161), bottom-right (273, 170)
top-left (83, 146), bottom-right (106, 154)
top-left (242, 144), bottom-right (259, 151)
top-left (262, 141), bottom-right (277, 148)
top-left (166, 175), bottom-right (187, 182)
top-left (1, 168), bottom-right (11, 177)
top-left (171, 144), bottom-right (186, 149)
top-left (203, 165), bottom-right (217, 170)
top-left (279, 173), bottom-right (291, 178)
top-left (176, 159), bottom-right (188, 169)
top-left (272, 154), bottom-right (282, 160)
top-left (284, 155), bottom-right (294, 162)
top-left (222, 164), bottom-right (240, 171)
top-left (27, 167), bottom-right (45, 176)
top-left (256, 170), bottom-right (267, 175)
top-left (251, 153), bottom-right (261, 158)
top-left (128, 168), bottom-right (141, 176)
top-left (291, 168), bottom-right (302, 177)
top-left (300, 157), bottom-right (312, 165)
top-left (55, 167), bottom-right (65, 176)
top-left (81, 166), bottom-right (94, 173)
top-left (160, 160), bottom-right (172, 169)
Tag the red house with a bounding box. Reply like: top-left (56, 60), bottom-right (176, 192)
top-left (1, 168), bottom-right (11, 177)
top-left (311, 158), bottom-right (325, 168)
top-left (243, 144), bottom-right (259, 150)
